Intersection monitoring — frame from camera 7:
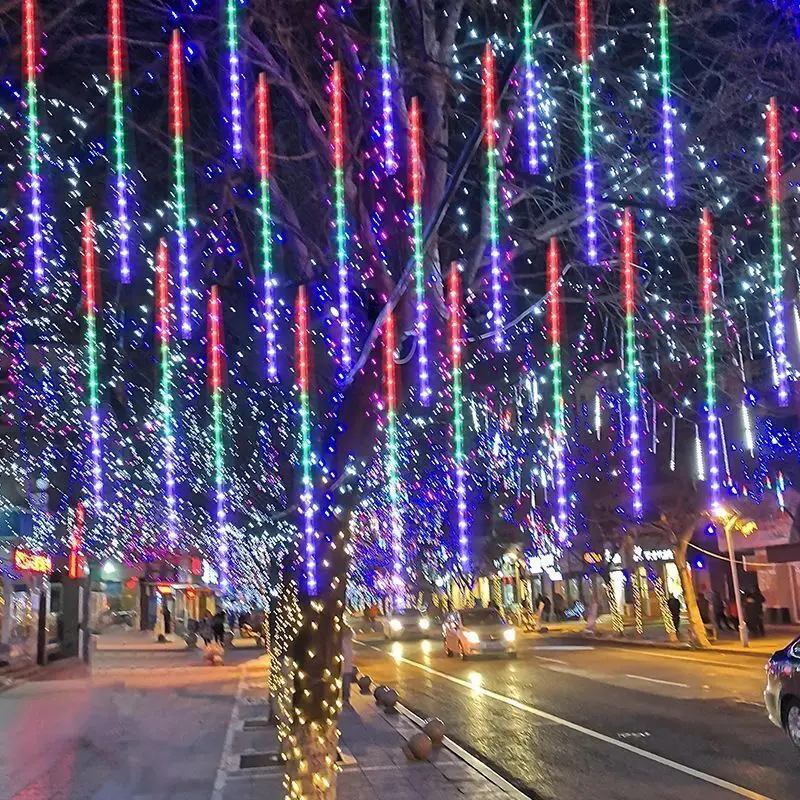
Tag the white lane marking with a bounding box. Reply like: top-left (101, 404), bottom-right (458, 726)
top-left (536, 656), bottom-right (568, 665)
top-left (529, 645), bottom-right (595, 651)
top-left (370, 647), bottom-right (772, 800)
top-left (397, 702), bottom-right (530, 799)
top-left (625, 673), bottom-right (689, 688)
top-left (605, 648), bottom-right (763, 672)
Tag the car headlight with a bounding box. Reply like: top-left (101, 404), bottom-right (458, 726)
top-left (503, 628), bottom-right (516, 643)
top-left (464, 630), bottom-right (480, 644)
top-left (389, 619), bottom-right (403, 632)
top-left (419, 618), bottom-right (430, 630)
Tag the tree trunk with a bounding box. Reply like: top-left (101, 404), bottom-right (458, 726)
top-left (603, 579), bottom-right (625, 636)
top-left (630, 571), bottom-right (644, 636)
top-left (674, 536), bottom-right (711, 649)
top-left (283, 718), bottom-right (339, 800)
top-left (647, 567), bottom-right (678, 643)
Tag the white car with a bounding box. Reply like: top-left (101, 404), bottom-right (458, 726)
top-left (442, 607), bottom-right (517, 659)
top-left (382, 608), bottom-right (435, 640)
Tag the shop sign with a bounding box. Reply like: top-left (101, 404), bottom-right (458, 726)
top-left (528, 553), bottom-right (555, 575)
top-left (13, 548), bottom-right (52, 573)
top-left (604, 547), bottom-right (674, 565)
top-left (202, 559), bottom-right (219, 586)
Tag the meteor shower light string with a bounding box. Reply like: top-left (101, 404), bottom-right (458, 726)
top-left (621, 210), bottom-right (642, 519)
top-left (296, 286), bottom-right (317, 594)
top-left (377, 0), bottom-right (396, 173)
top-left (81, 209), bottom-right (104, 513)
top-left (766, 97), bottom-right (789, 406)
top-left (331, 62), bottom-right (351, 372)
top-left (170, 30), bottom-right (191, 338)
top-left (409, 97), bottom-right (430, 404)
top-left (109, 0), bottom-right (132, 282)
top-left (483, 42), bottom-right (504, 348)
top-left (521, 0), bottom-right (539, 172)
top-left (156, 240), bottom-right (178, 545)
top-left (657, 0), bottom-right (676, 205)
top-left (449, 264), bottom-right (470, 571)
top-left (700, 209), bottom-right (720, 510)
top-left (548, 238), bottom-right (569, 541)
top-left (208, 286), bottom-right (230, 592)
top-left (23, 0), bottom-right (44, 283)
top-left (225, 0), bottom-right (243, 158)
top-left (256, 74), bottom-right (278, 381)
top-left (384, 308), bottom-right (403, 597)
top-left (576, 0), bottom-right (598, 264)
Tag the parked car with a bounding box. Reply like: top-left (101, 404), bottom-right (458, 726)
top-left (383, 608), bottom-right (435, 640)
top-left (764, 634), bottom-right (800, 749)
top-left (442, 607), bottom-right (517, 659)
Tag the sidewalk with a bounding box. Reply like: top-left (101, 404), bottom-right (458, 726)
top-left (95, 626), bottom-right (260, 651)
top-left (533, 618), bottom-right (798, 658)
top-left (216, 664), bottom-right (521, 799)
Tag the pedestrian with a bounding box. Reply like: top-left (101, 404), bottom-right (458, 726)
top-left (553, 593), bottom-right (565, 621)
top-left (712, 591), bottom-right (732, 631)
top-left (696, 592), bottom-right (710, 625)
top-left (213, 609), bottom-right (226, 645)
top-left (199, 612), bottom-right (213, 645)
top-left (541, 594), bottom-right (552, 622)
top-left (726, 596), bottom-right (739, 630)
top-left (667, 594), bottom-right (681, 634)
top-left (341, 624), bottom-right (354, 705)
top-left (752, 588), bottom-right (766, 637)
top-left (163, 603), bottom-right (172, 635)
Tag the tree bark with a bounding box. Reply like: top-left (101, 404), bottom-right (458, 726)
top-left (674, 533), bottom-right (712, 649)
top-left (284, 717), bottom-right (340, 800)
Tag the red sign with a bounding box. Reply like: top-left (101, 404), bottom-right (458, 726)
top-left (69, 503), bottom-right (85, 579)
top-left (14, 548), bottom-right (52, 574)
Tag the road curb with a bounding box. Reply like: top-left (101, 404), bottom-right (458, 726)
top-left (540, 634), bottom-right (775, 660)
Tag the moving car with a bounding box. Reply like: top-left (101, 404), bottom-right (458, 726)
top-left (382, 608), bottom-right (435, 640)
top-left (442, 607), bottom-right (517, 659)
top-left (764, 634), bottom-right (800, 749)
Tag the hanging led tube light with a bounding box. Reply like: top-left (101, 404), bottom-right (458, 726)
top-left (256, 74), bottom-right (278, 382)
top-left (408, 97), bottom-right (430, 404)
top-left (657, 0), bottom-right (676, 206)
top-left (377, 0), bottom-right (396, 173)
top-left (766, 97), bottom-right (790, 406)
top-left (449, 264), bottom-right (470, 572)
top-left (169, 30), bottom-right (192, 338)
top-left (108, 0), bottom-right (132, 283)
top-left (576, 0), bottom-right (598, 265)
top-left (81, 209), bottom-right (104, 514)
top-left (225, 0), bottom-right (243, 159)
top-left (483, 42), bottom-right (505, 349)
top-left (331, 62), bottom-right (351, 373)
top-left (547, 238), bottom-right (569, 542)
top-left (699, 209), bottom-right (720, 511)
top-left (22, 0), bottom-right (44, 284)
top-left (295, 285), bottom-right (317, 595)
top-left (208, 286), bottom-right (230, 593)
top-left (521, 0), bottom-right (539, 173)
top-left (383, 308), bottom-right (404, 598)
top-left (621, 210), bottom-right (642, 520)
top-left (155, 240), bottom-right (178, 546)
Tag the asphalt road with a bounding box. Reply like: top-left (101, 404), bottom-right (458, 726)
top-left (353, 635), bottom-right (799, 800)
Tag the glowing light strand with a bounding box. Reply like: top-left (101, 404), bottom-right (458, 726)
top-left (449, 264), bottom-right (470, 571)
top-left (377, 0), bottom-right (396, 173)
top-left (657, 0), bottom-right (676, 206)
top-left (621, 210), bottom-right (642, 520)
top-left (699, 209), bottom-right (720, 509)
top-left (521, 0), bottom-right (539, 172)
top-left (169, 30), bottom-right (191, 338)
top-left (225, 0), bottom-right (243, 158)
top-left (256, 74), bottom-right (278, 382)
top-left (108, 0), bottom-right (132, 283)
top-left (331, 62), bottom-right (351, 372)
top-left (547, 238), bottom-right (569, 541)
top-left (766, 97), bottom-right (789, 406)
top-left (409, 97), bottom-right (430, 404)
top-left (576, 0), bottom-right (598, 264)
top-left (295, 286), bottom-right (317, 594)
top-left (155, 240), bottom-right (178, 545)
top-left (208, 286), bottom-right (230, 592)
top-left (81, 209), bottom-right (104, 514)
top-left (383, 308), bottom-right (403, 598)
top-left (483, 42), bottom-right (504, 348)
top-left (22, 0), bottom-right (44, 283)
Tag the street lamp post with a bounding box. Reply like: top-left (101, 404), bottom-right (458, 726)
top-left (722, 516), bottom-right (749, 648)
